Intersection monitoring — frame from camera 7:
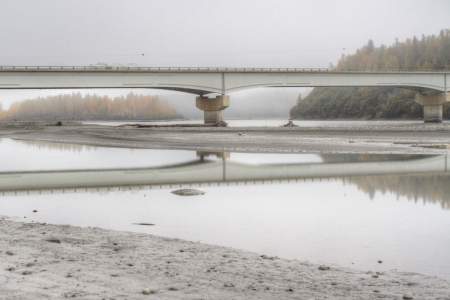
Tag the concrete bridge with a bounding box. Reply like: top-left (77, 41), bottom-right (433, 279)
top-left (0, 153), bottom-right (447, 192)
top-left (0, 66), bottom-right (449, 123)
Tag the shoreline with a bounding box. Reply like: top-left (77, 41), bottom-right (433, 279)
top-left (1, 122), bottom-right (450, 155)
top-left (1, 217), bottom-right (449, 300)
top-left (1, 122), bottom-right (450, 299)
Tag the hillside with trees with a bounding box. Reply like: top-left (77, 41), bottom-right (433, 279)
top-left (0, 93), bottom-right (179, 121)
top-left (290, 29), bottom-right (450, 120)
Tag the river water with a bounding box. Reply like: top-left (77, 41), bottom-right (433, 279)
top-left (0, 138), bottom-right (449, 280)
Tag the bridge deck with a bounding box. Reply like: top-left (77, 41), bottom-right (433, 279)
top-left (0, 66), bottom-right (448, 74)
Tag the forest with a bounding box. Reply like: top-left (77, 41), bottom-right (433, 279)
top-left (0, 93), bottom-right (179, 121)
top-left (290, 29), bottom-right (450, 120)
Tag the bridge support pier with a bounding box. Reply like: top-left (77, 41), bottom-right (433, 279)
top-left (416, 93), bottom-right (449, 123)
top-left (196, 95), bottom-right (230, 126)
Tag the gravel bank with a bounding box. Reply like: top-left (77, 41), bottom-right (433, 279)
top-left (1, 122), bottom-right (450, 154)
top-left (1, 218), bottom-right (449, 300)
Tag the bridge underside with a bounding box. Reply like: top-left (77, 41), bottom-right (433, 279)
top-left (0, 69), bottom-right (448, 124)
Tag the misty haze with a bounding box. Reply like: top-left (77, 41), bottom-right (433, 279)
top-left (0, 1), bottom-right (449, 300)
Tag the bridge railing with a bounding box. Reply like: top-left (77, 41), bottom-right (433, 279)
top-left (0, 66), bottom-right (332, 73)
top-left (0, 66), bottom-right (448, 73)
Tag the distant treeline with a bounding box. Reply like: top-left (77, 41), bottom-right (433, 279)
top-left (348, 174), bottom-right (450, 210)
top-left (320, 154), bottom-right (450, 209)
top-left (0, 93), bottom-right (180, 121)
top-left (290, 29), bottom-right (450, 120)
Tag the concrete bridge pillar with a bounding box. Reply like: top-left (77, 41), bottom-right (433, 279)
top-left (196, 95), bottom-right (230, 126)
top-left (415, 93), bottom-right (449, 123)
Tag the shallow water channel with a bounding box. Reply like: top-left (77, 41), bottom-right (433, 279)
top-left (0, 138), bottom-right (449, 279)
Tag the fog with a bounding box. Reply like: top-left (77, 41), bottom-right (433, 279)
top-left (1, 0), bottom-right (449, 66)
top-left (0, 0), bottom-right (449, 117)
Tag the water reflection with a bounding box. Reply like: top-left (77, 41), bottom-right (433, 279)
top-left (15, 139), bottom-right (95, 152)
top-left (347, 174), bottom-right (450, 210)
top-left (1, 139), bottom-right (450, 279)
top-left (0, 143), bottom-right (449, 210)
top-left (0, 149), bottom-right (447, 187)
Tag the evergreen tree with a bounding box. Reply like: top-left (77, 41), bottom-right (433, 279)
top-left (291, 29), bottom-right (450, 120)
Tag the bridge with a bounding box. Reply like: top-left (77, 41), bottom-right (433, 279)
top-left (0, 66), bottom-right (449, 123)
top-left (0, 152), bottom-right (447, 192)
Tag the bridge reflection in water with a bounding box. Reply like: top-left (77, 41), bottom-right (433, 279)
top-left (0, 151), bottom-right (448, 207)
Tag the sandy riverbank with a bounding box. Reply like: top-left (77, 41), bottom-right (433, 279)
top-left (1, 122), bottom-right (450, 154)
top-left (1, 217), bottom-right (450, 300)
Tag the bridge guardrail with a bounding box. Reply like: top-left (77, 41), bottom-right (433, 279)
top-left (0, 66), bottom-right (331, 73)
top-left (0, 66), bottom-right (448, 73)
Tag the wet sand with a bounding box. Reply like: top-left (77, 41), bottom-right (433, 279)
top-left (1, 122), bottom-right (450, 299)
top-left (2, 217), bottom-right (450, 300)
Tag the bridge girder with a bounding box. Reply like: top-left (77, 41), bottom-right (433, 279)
top-left (0, 69), bottom-right (448, 94)
top-left (0, 68), bottom-right (448, 123)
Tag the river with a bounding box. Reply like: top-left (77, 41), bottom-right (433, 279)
top-left (0, 137), bottom-right (449, 280)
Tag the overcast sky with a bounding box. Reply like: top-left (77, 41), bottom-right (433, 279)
top-left (0, 0), bottom-right (449, 108)
top-left (1, 0), bottom-right (449, 67)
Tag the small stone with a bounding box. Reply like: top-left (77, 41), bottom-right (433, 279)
top-left (133, 223), bottom-right (155, 226)
top-left (168, 287), bottom-right (178, 291)
top-left (22, 270), bottom-right (32, 275)
top-left (282, 120), bottom-right (297, 127)
top-left (373, 290), bottom-right (380, 293)
top-left (32, 210), bottom-right (38, 213)
top-left (171, 189), bottom-right (205, 196)
top-left (224, 282), bottom-right (234, 288)
top-left (110, 274), bottom-right (119, 277)
top-left (25, 262), bottom-right (35, 267)
top-left (372, 275), bottom-right (379, 278)
top-left (216, 121), bottom-right (228, 127)
top-left (142, 288), bottom-right (157, 295)
top-left (45, 238), bottom-right (61, 244)
top-left (260, 254), bottom-right (277, 260)
top-left (66, 273), bottom-right (73, 278)
top-left (127, 263), bottom-right (134, 267)
top-left (403, 295), bottom-right (414, 300)
top-left (6, 267), bottom-right (15, 272)
top-left (318, 265), bottom-right (330, 271)
top-left (286, 288), bottom-right (294, 292)
top-left (5, 251), bottom-right (14, 256)
top-left (378, 260), bottom-right (383, 264)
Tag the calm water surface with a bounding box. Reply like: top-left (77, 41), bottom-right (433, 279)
top-left (0, 138), bottom-right (449, 280)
